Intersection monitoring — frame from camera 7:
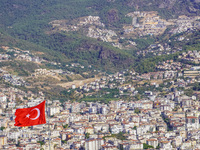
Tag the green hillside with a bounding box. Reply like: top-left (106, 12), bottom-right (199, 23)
top-left (1, 0), bottom-right (200, 72)
top-left (0, 30), bottom-right (68, 62)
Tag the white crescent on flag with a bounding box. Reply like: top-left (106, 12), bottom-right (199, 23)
top-left (30, 108), bottom-right (40, 120)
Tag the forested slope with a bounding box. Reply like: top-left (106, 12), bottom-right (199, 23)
top-left (0, 0), bottom-right (200, 72)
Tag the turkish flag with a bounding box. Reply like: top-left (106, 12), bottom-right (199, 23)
top-left (14, 100), bottom-right (46, 127)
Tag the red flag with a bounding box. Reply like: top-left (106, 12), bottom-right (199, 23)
top-left (14, 100), bottom-right (46, 127)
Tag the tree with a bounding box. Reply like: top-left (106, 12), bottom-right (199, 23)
top-left (54, 144), bottom-right (58, 149)
top-left (135, 94), bottom-right (141, 100)
top-left (156, 144), bottom-right (160, 149)
top-left (184, 88), bottom-right (193, 97)
top-left (16, 141), bottom-right (20, 147)
top-left (143, 143), bottom-right (154, 149)
top-left (62, 140), bottom-right (67, 144)
top-left (116, 132), bottom-right (127, 141)
top-left (120, 144), bottom-right (124, 150)
top-left (0, 127), bottom-right (5, 131)
top-left (193, 82), bottom-right (200, 91)
top-left (54, 124), bottom-right (57, 129)
top-left (134, 108), bottom-right (140, 114)
top-left (85, 132), bottom-right (90, 139)
top-left (37, 141), bottom-right (45, 146)
top-left (63, 124), bottom-right (69, 129)
top-left (133, 126), bottom-right (137, 130)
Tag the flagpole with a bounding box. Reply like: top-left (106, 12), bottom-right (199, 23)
top-left (47, 99), bottom-right (51, 150)
top-left (46, 98), bottom-right (51, 150)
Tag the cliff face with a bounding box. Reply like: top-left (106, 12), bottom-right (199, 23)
top-left (107, 9), bottom-right (119, 24)
top-left (99, 48), bottom-right (134, 69)
top-left (99, 49), bottom-right (120, 60)
top-left (69, 36), bottom-right (134, 71)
